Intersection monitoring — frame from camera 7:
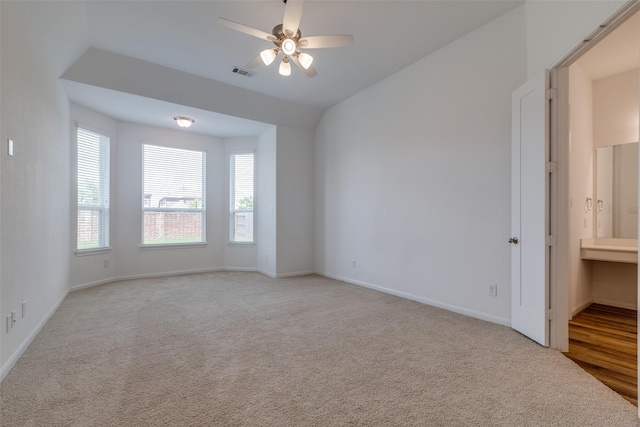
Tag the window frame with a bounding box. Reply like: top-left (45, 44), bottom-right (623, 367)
top-left (229, 150), bottom-right (255, 244)
top-left (76, 125), bottom-right (111, 253)
top-left (141, 143), bottom-right (207, 248)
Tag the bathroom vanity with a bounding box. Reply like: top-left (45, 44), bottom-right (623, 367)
top-left (580, 238), bottom-right (638, 264)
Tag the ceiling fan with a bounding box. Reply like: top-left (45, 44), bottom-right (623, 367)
top-left (218, 0), bottom-right (354, 77)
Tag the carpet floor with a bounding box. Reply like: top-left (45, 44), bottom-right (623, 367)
top-left (1, 272), bottom-right (639, 426)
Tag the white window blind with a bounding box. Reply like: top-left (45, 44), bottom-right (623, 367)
top-left (142, 144), bottom-right (205, 245)
top-left (77, 127), bottom-right (110, 250)
top-left (230, 152), bottom-right (254, 243)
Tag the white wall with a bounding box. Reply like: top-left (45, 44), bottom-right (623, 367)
top-left (114, 122), bottom-right (226, 279)
top-left (568, 63), bottom-right (595, 315)
top-left (224, 136), bottom-right (259, 271)
top-left (257, 127), bottom-right (277, 277)
top-left (614, 142), bottom-right (639, 239)
top-left (594, 68), bottom-right (640, 148)
top-left (276, 126), bottom-right (315, 277)
top-left (315, 7), bottom-right (527, 325)
top-left (592, 261), bottom-right (637, 310)
top-left (0, 2), bottom-right (72, 376)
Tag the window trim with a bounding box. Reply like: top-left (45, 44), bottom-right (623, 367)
top-left (76, 125), bottom-right (111, 253)
top-left (229, 150), bottom-right (255, 244)
top-left (141, 143), bottom-right (207, 247)
top-left (75, 247), bottom-right (112, 257)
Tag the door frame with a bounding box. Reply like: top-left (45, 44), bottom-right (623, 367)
top-left (550, 1), bottom-right (640, 352)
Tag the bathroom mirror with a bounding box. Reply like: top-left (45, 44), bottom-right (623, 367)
top-left (595, 142), bottom-right (638, 238)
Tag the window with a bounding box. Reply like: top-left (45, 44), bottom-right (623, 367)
top-left (230, 152), bottom-right (254, 243)
top-left (77, 127), bottom-right (110, 250)
top-left (142, 144), bottom-right (205, 245)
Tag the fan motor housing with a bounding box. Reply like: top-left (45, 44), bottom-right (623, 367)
top-left (272, 24), bottom-right (302, 48)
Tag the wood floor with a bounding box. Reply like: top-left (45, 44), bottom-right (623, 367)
top-left (564, 304), bottom-right (637, 406)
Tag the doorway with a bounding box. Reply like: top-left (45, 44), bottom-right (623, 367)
top-left (559, 8), bottom-right (639, 405)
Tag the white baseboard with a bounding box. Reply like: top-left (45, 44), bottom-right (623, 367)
top-left (570, 300), bottom-right (593, 319)
top-left (276, 270), bottom-right (315, 278)
top-left (70, 267), bottom-right (297, 293)
top-left (316, 271), bottom-right (511, 327)
top-left (224, 267), bottom-right (257, 273)
top-left (593, 298), bottom-right (638, 311)
top-left (1, 289), bottom-right (69, 382)
top-left (257, 268), bottom-right (277, 278)
top-left (113, 267), bottom-right (226, 283)
top-left (69, 268), bottom-right (226, 293)
top-left (261, 269), bottom-right (345, 279)
top-left (70, 277), bottom-right (120, 292)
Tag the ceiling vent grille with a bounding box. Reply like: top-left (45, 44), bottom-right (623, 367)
top-left (232, 67), bottom-right (256, 78)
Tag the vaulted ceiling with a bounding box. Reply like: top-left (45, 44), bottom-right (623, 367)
top-left (17, 1), bottom-right (528, 136)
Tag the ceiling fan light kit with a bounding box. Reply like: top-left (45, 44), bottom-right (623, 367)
top-left (279, 57), bottom-right (291, 76)
top-left (218, 0), bottom-right (353, 78)
top-left (297, 52), bottom-right (313, 69)
top-left (281, 38), bottom-right (297, 55)
top-left (260, 48), bottom-right (277, 66)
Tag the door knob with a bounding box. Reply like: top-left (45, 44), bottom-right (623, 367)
top-left (508, 237), bottom-right (519, 244)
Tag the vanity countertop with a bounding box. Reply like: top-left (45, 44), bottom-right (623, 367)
top-left (580, 238), bottom-right (638, 263)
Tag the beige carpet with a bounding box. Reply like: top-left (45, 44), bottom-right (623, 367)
top-left (1, 272), bottom-right (639, 426)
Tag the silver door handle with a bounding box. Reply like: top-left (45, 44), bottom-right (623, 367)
top-left (508, 237), bottom-right (519, 244)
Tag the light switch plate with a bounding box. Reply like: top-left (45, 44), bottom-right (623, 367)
top-left (8, 139), bottom-right (14, 156)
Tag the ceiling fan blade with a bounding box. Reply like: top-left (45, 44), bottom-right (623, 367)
top-left (245, 55), bottom-right (264, 70)
top-left (298, 35), bottom-right (354, 49)
top-left (290, 54), bottom-right (317, 78)
top-left (218, 18), bottom-right (276, 42)
top-left (282, 0), bottom-right (303, 38)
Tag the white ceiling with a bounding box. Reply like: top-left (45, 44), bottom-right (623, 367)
top-left (22, 0), bottom-right (529, 136)
top-left (63, 80), bottom-right (275, 138)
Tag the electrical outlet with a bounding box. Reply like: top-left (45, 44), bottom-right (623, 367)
top-left (351, 259), bottom-right (356, 268)
top-left (265, 254), bottom-right (269, 262)
top-left (488, 285), bottom-right (498, 297)
top-left (104, 260), bottom-right (109, 268)
top-left (11, 311), bottom-right (16, 327)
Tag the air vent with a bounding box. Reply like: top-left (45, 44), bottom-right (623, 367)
top-left (232, 67), bottom-right (256, 78)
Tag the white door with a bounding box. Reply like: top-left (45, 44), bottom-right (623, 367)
top-left (511, 71), bottom-right (550, 347)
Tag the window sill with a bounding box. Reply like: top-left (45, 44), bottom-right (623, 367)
top-left (227, 242), bottom-right (256, 246)
top-left (139, 242), bottom-right (207, 250)
top-left (75, 247), bottom-right (112, 257)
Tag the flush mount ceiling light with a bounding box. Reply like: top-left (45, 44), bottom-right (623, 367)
top-left (218, 0), bottom-right (353, 78)
top-left (174, 116), bottom-right (194, 128)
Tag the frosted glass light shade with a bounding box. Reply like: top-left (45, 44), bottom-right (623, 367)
top-left (279, 57), bottom-right (291, 76)
top-left (174, 116), bottom-right (194, 128)
top-left (282, 39), bottom-right (296, 55)
top-left (260, 49), bottom-right (277, 66)
top-left (298, 52), bottom-right (313, 69)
